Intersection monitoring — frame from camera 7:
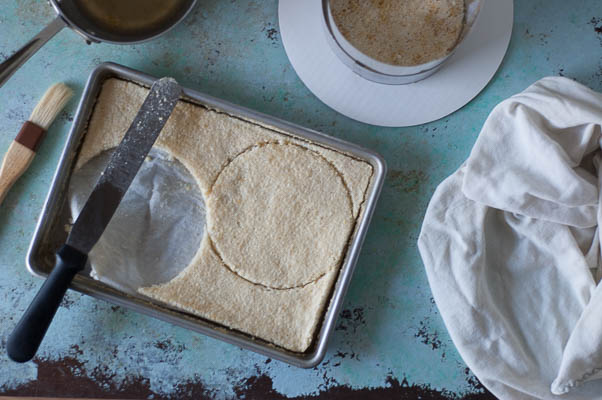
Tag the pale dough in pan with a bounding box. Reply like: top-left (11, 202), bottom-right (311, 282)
top-left (208, 142), bottom-right (353, 289)
top-left (77, 78), bottom-right (373, 352)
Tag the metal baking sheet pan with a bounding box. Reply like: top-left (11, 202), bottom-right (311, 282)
top-left (26, 62), bottom-right (386, 368)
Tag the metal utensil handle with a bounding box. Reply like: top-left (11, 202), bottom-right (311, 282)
top-left (6, 244), bottom-right (87, 363)
top-left (0, 17), bottom-right (66, 89)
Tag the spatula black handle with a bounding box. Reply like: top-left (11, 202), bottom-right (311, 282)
top-left (7, 244), bottom-right (87, 363)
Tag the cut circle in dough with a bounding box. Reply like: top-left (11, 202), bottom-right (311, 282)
top-left (207, 142), bottom-right (354, 289)
top-left (70, 147), bottom-right (206, 294)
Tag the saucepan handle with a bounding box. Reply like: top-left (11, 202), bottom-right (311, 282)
top-left (0, 17), bottom-right (67, 89)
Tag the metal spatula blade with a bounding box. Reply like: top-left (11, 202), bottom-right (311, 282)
top-left (7, 77), bottom-right (182, 363)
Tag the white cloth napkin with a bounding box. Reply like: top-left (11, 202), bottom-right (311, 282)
top-left (418, 77), bottom-right (602, 399)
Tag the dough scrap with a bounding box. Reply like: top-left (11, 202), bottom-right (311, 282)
top-left (141, 235), bottom-right (338, 351)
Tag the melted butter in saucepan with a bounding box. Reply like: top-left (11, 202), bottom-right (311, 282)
top-left (73, 0), bottom-right (190, 36)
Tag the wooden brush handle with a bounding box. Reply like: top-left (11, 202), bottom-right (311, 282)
top-left (0, 121), bottom-right (46, 205)
top-left (0, 141), bottom-right (35, 205)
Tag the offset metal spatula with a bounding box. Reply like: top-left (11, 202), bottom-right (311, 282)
top-left (7, 77), bottom-right (182, 363)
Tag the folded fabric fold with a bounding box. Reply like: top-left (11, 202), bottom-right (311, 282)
top-left (463, 77), bottom-right (602, 228)
top-left (419, 77), bottom-right (602, 399)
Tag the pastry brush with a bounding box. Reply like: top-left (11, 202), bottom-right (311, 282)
top-left (0, 83), bottom-right (73, 205)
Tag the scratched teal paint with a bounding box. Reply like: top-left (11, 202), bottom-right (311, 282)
top-left (0, 0), bottom-right (601, 398)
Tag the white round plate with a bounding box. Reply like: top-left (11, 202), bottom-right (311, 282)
top-left (278, 0), bottom-right (514, 127)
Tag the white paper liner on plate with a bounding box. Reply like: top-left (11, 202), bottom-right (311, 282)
top-left (278, 0), bottom-right (514, 127)
top-left (68, 148), bottom-right (205, 295)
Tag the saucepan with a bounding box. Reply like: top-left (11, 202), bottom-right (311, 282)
top-left (0, 0), bottom-right (197, 89)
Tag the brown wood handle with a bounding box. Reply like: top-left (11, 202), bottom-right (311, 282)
top-left (0, 141), bottom-right (36, 205)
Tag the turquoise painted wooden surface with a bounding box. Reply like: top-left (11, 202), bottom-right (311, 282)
top-left (0, 0), bottom-right (600, 398)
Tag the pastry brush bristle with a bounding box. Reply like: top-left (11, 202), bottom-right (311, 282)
top-left (29, 83), bottom-right (73, 130)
